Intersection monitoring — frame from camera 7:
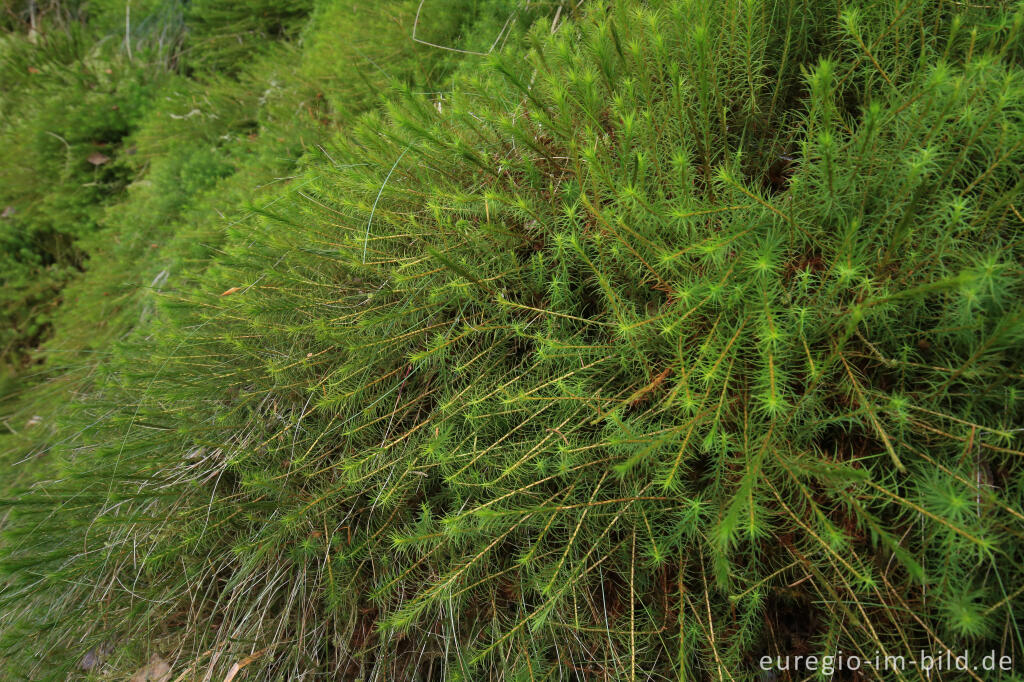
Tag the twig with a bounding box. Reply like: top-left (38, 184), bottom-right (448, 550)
top-left (412, 0), bottom-right (517, 55)
top-left (363, 146), bottom-right (410, 263)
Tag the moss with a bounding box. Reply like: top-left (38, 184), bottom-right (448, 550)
top-left (2, 1), bottom-right (1024, 679)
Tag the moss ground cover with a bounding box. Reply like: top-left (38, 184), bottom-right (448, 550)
top-left (2, 1), bottom-right (1024, 680)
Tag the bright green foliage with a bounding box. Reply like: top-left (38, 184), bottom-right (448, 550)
top-left (181, 0), bottom-right (312, 74)
top-left (0, 0), bottom-right (302, 370)
top-left (3, 1), bottom-right (1024, 681)
top-left (0, 25), bottom-right (157, 367)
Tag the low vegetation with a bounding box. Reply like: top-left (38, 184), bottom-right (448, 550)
top-left (2, 0), bottom-right (1023, 679)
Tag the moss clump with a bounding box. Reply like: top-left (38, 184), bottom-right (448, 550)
top-left (2, 1), bottom-right (1024, 680)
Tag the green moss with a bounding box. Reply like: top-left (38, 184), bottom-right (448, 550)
top-left (3, 1), bottom-right (1024, 680)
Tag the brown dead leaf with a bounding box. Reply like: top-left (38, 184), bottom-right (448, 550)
top-left (220, 287), bottom-right (241, 297)
top-left (87, 152), bottom-right (110, 166)
top-left (222, 648), bottom-right (267, 682)
top-left (27, 66), bottom-right (40, 74)
top-left (130, 653), bottom-right (171, 682)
